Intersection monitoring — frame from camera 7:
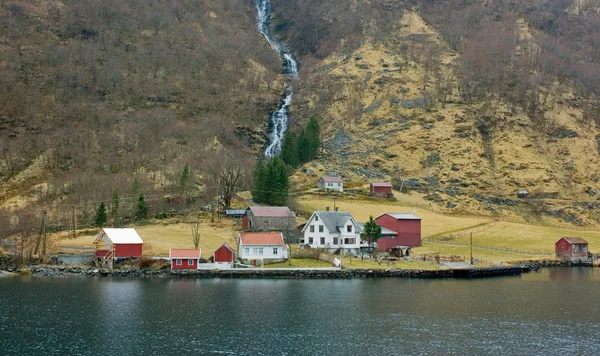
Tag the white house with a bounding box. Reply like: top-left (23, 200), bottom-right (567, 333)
top-left (238, 232), bottom-right (289, 264)
top-left (317, 176), bottom-right (343, 192)
top-left (301, 211), bottom-right (362, 255)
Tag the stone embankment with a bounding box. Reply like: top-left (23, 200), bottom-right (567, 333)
top-left (8, 265), bottom-right (528, 279)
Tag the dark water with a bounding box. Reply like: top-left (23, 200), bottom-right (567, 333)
top-left (1, 268), bottom-right (599, 355)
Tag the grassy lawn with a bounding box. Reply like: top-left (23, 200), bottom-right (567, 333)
top-left (263, 258), bottom-right (333, 268)
top-left (413, 243), bottom-right (554, 265)
top-left (52, 218), bottom-right (239, 256)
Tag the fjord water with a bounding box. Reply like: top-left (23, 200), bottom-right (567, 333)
top-left (256, 0), bottom-right (298, 158)
top-left (1, 268), bottom-right (599, 355)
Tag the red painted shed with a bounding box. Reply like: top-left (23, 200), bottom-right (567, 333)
top-left (369, 182), bottom-right (393, 196)
top-left (214, 243), bottom-right (236, 263)
top-left (555, 237), bottom-right (589, 262)
top-left (170, 249), bottom-right (202, 269)
top-left (375, 213), bottom-right (422, 250)
top-left (93, 228), bottom-right (143, 258)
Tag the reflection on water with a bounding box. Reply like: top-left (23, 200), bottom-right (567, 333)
top-left (0, 268), bottom-right (599, 355)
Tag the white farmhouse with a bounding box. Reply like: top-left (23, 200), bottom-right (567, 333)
top-left (238, 232), bottom-right (289, 264)
top-left (301, 211), bottom-right (362, 255)
top-left (317, 176), bottom-right (343, 192)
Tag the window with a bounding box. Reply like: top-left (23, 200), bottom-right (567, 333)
top-left (345, 238), bottom-right (355, 244)
top-left (315, 215), bottom-right (319, 221)
top-left (333, 238), bottom-right (338, 245)
top-left (258, 248), bottom-right (264, 255)
top-left (309, 237), bottom-right (314, 244)
top-left (310, 226), bottom-right (315, 233)
top-left (273, 248), bottom-right (278, 255)
top-left (176, 259), bottom-right (182, 265)
top-left (253, 247), bottom-right (259, 254)
top-left (188, 259), bottom-right (194, 265)
top-left (347, 225), bottom-right (352, 232)
top-left (244, 248), bottom-right (249, 255)
top-left (320, 237), bottom-right (325, 245)
top-left (319, 225), bottom-right (324, 233)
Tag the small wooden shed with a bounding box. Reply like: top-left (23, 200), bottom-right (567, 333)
top-left (555, 236), bottom-right (589, 262)
top-left (369, 182), bottom-right (393, 196)
top-left (170, 249), bottom-right (202, 270)
top-left (214, 243), bottom-right (236, 264)
top-left (94, 228), bottom-right (143, 259)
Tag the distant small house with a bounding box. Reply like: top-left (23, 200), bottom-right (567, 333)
top-left (94, 228), bottom-right (143, 259)
top-left (555, 237), bottom-right (589, 262)
top-left (238, 232), bottom-right (288, 265)
top-left (170, 249), bottom-right (202, 270)
top-left (225, 209), bottom-right (246, 219)
top-left (317, 176), bottom-right (343, 192)
top-left (243, 206), bottom-right (296, 232)
top-left (301, 211), bottom-right (362, 255)
top-left (375, 213), bottom-right (422, 251)
top-left (369, 182), bottom-right (393, 196)
top-left (214, 243), bottom-right (236, 266)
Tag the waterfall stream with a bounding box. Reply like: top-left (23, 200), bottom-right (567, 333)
top-left (255, 0), bottom-right (298, 158)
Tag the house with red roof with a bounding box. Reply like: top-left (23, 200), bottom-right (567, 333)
top-left (243, 206), bottom-right (296, 232)
top-left (317, 176), bottom-right (343, 192)
top-left (238, 232), bottom-right (288, 264)
top-left (169, 249), bottom-right (202, 270)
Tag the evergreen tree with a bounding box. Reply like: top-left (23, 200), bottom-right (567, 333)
top-left (297, 129), bottom-right (310, 163)
top-left (306, 116), bottom-right (320, 159)
top-left (280, 131), bottom-right (299, 167)
top-left (179, 163), bottom-right (190, 196)
top-left (267, 157), bottom-right (289, 206)
top-left (110, 190), bottom-right (120, 227)
top-left (129, 177), bottom-right (142, 197)
top-left (95, 202), bottom-right (107, 227)
top-left (252, 158), bottom-right (268, 204)
top-left (362, 215), bottom-right (382, 254)
top-left (136, 193), bottom-right (149, 221)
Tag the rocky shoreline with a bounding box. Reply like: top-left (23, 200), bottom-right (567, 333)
top-left (1, 265), bottom-right (533, 279)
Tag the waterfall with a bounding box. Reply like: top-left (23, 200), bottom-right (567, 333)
top-left (255, 0), bottom-right (299, 158)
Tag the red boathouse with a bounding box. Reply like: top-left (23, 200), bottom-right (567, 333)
top-left (94, 228), bottom-right (143, 259)
top-left (375, 213), bottom-right (422, 251)
top-left (555, 236), bottom-right (589, 262)
top-left (369, 182), bottom-right (393, 196)
top-left (214, 243), bottom-right (236, 264)
top-left (170, 249), bottom-right (202, 269)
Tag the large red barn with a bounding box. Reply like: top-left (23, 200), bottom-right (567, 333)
top-left (214, 243), bottom-right (236, 264)
top-left (555, 237), bottom-right (589, 262)
top-left (170, 249), bottom-right (202, 269)
top-left (375, 213), bottom-right (422, 250)
top-left (369, 182), bottom-right (393, 196)
top-left (94, 228), bottom-right (143, 259)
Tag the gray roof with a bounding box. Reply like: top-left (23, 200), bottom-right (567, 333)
top-left (358, 223), bottom-right (397, 235)
top-left (225, 209), bottom-right (246, 215)
top-left (383, 213), bottom-right (421, 220)
top-left (314, 211), bottom-right (362, 233)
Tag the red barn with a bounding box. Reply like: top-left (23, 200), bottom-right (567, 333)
top-left (375, 213), bottom-right (422, 250)
top-left (170, 249), bottom-right (202, 269)
top-left (214, 243), bottom-right (236, 264)
top-left (94, 228), bottom-right (143, 259)
top-left (555, 237), bottom-right (589, 262)
top-left (369, 182), bottom-right (393, 196)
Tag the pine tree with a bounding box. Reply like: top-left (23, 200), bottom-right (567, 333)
top-left (95, 202), bottom-right (107, 227)
top-left (280, 131), bottom-right (299, 167)
top-left (252, 158), bottom-right (268, 204)
top-left (136, 193), bottom-right (149, 221)
top-left (179, 163), bottom-right (190, 196)
top-left (267, 157), bottom-right (289, 206)
top-left (306, 116), bottom-right (320, 159)
top-left (297, 129), bottom-right (310, 163)
top-left (110, 190), bottom-right (120, 227)
top-left (362, 215), bottom-right (382, 254)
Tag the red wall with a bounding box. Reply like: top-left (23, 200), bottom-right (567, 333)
top-left (171, 258), bottom-right (198, 269)
top-left (114, 243), bottom-right (143, 258)
top-left (95, 250), bottom-right (112, 257)
top-left (555, 238), bottom-right (572, 256)
top-left (214, 246), bottom-right (234, 263)
top-left (375, 215), bottom-right (422, 250)
top-left (371, 185), bottom-right (392, 194)
top-left (243, 215), bottom-right (249, 230)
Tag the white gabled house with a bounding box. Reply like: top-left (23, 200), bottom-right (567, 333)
top-left (238, 232), bottom-right (289, 265)
top-left (301, 211), bottom-right (363, 255)
top-left (317, 176), bottom-right (344, 192)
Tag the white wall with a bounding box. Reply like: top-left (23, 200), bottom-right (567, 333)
top-left (239, 244), bottom-right (288, 259)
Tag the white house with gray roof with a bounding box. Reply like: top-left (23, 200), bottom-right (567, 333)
top-left (317, 176), bottom-right (343, 192)
top-left (301, 211), bottom-right (362, 255)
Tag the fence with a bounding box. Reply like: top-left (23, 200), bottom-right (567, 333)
top-left (422, 239), bottom-right (551, 256)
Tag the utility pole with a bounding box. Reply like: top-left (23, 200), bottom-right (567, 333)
top-left (333, 197), bottom-right (337, 212)
top-left (470, 232), bottom-right (473, 265)
top-left (72, 205), bottom-right (76, 239)
top-left (41, 210), bottom-right (47, 256)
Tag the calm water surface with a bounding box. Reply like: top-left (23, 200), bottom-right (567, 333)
top-left (1, 268), bottom-right (599, 355)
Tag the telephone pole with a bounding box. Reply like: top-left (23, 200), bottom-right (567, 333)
top-left (41, 210), bottom-right (47, 256)
top-left (470, 232), bottom-right (473, 265)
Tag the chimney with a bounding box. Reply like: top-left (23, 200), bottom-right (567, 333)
top-left (326, 207), bottom-right (330, 211)
top-left (335, 207), bottom-right (339, 212)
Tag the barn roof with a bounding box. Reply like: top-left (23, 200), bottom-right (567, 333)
top-left (169, 249), bottom-right (202, 259)
top-left (377, 213), bottom-right (421, 220)
top-left (370, 182), bottom-right (393, 187)
top-left (225, 209), bottom-right (246, 216)
top-left (560, 236), bottom-right (588, 245)
top-left (321, 176), bottom-right (343, 183)
top-left (248, 206), bottom-right (295, 217)
top-left (95, 228), bottom-right (143, 244)
top-left (304, 211), bottom-right (362, 234)
top-left (216, 243), bottom-right (235, 253)
top-left (240, 232), bottom-right (284, 245)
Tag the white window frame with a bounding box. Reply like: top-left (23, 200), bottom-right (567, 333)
top-left (320, 237), bottom-right (325, 245)
top-left (253, 247), bottom-right (259, 255)
top-left (273, 247), bottom-right (278, 255)
top-left (176, 259), bottom-right (182, 266)
top-left (244, 247), bottom-right (250, 255)
top-left (188, 259), bottom-right (194, 265)
top-left (319, 225), bottom-right (324, 233)
top-left (309, 237), bottom-right (314, 244)
top-left (310, 226), bottom-right (315, 233)
top-left (258, 248), bottom-right (264, 255)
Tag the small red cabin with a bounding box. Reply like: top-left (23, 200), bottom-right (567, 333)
top-left (214, 243), bottom-right (236, 264)
top-left (170, 249), bottom-right (202, 269)
top-left (375, 213), bottom-right (422, 250)
top-left (94, 228), bottom-right (143, 258)
top-left (555, 237), bottom-right (589, 262)
top-left (369, 182), bottom-right (393, 196)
